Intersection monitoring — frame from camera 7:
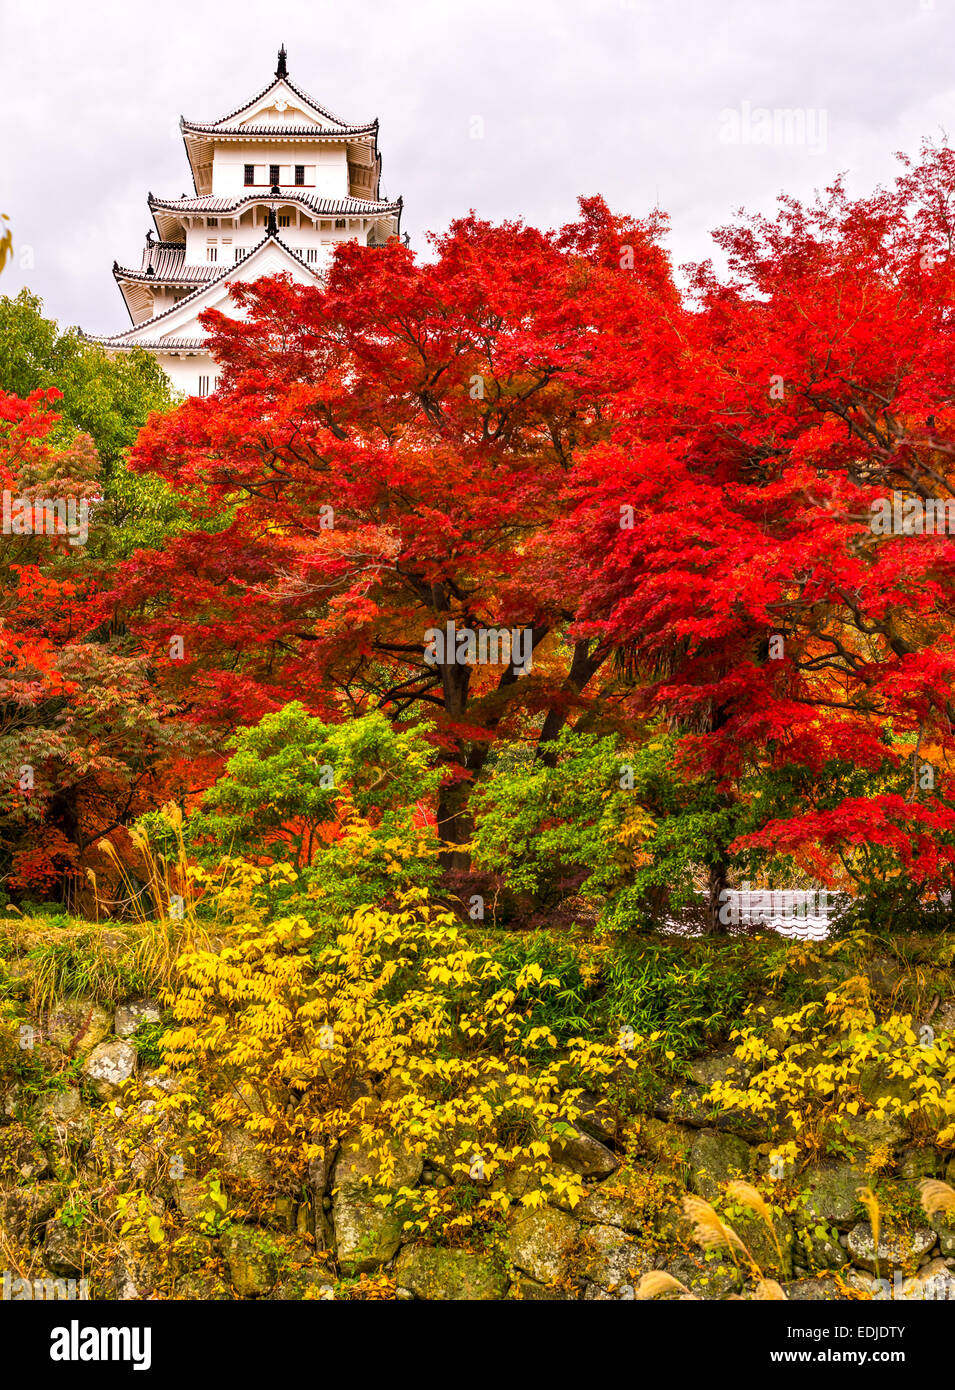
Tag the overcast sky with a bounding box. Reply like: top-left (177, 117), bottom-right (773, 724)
top-left (2, 0), bottom-right (954, 335)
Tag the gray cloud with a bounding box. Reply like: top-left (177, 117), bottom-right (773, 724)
top-left (2, 0), bottom-right (952, 333)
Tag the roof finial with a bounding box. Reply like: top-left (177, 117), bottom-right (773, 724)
top-left (276, 44), bottom-right (288, 78)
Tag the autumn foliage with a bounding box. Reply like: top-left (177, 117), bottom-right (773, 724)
top-left (0, 389), bottom-right (204, 903)
top-left (5, 146), bottom-right (955, 926)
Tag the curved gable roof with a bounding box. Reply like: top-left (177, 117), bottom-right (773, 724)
top-left (183, 61), bottom-right (373, 135)
top-left (90, 230), bottom-right (324, 347)
top-left (180, 54), bottom-right (379, 194)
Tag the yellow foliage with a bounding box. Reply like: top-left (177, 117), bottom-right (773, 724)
top-left (139, 886), bottom-right (646, 1243)
top-left (713, 977), bottom-right (955, 1157)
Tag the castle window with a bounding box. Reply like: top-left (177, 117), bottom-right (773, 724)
top-left (206, 217), bottom-right (218, 227)
top-left (244, 164), bottom-right (255, 186)
top-left (270, 164), bottom-right (280, 186)
top-left (295, 165), bottom-right (305, 185)
top-left (335, 218), bottom-right (346, 229)
top-left (198, 375), bottom-right (210, 396)
top-left (278, 213), bottom-right (291, 227)
top-left (206, 242), bottom-right (217, 262)
top-left (306, 248), bottom-right (318, 263)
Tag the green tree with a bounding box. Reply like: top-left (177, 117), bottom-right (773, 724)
top-left (0, 289), bottom-right (185, 554)
top-left (471, 728), bottom-right (755, 932)
top-left (470, 728), bottom-right (655, 923)
top-left (164, 704), bottom-right (444, 924)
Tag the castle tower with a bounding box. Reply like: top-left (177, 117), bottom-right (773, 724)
top-left (86, 47), bottom-right (402, 395)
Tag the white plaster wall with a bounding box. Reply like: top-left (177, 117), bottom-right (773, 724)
top-left (155, 352), bottom-right (216, 398)
top-left (182, 213), bottom-right (366, 268)
top-left (211, 144), bottom-right (349, 197)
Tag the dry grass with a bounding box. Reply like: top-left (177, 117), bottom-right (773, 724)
top-left (635, 1271), bottom-right (693, 1299)
top-left (726, 1179), bottom-right (783, 1259)
top-left (682, 1194), bottom-right (749, 1260)
top-left (919, 1178), bottom-right (955, 1221)
top-left (1, 915), bottom-right (205, 1011)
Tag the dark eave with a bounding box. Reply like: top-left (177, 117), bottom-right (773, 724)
top-left (181, 119), bottom-right (377, 138)
top-left (80, 333), bottom-right (208, 353)
top-left (148, 191), bottom-right (400, 215)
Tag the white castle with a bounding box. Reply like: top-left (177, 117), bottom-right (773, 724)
top-left (88, 46), bottom-right (402, 395)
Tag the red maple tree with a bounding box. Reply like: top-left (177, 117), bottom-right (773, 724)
top-left (121, 199), bottom-right (681, 864)
top-left (567, 141), bottom-right (955, 913)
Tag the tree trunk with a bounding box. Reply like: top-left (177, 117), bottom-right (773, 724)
top-left (536, 639), bottom-right (608, 765)
top-left (436, 649), bottom-right (474, 870)
top-left (47, 785), bottom-right (81, 905)
top-left (436, 772), bottom-right (475, 871)
top-left (703, 858), bottom-right (729, 936)
top-left (698, 699), bottom-right (734, 935)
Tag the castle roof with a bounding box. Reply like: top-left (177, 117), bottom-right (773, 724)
top-left (84, 336), bottom-right (208, 354)
top-left (114, 242), bottom-right (218, 284)
top-left (112, 243), bottom-right (220, 324)
top-left (192, 45), bottom-right (368, 132)
top-left (180, 47), bottom-right (379, 194)
top-left (181, 120), bottom-right (377, 139)
top-left (89, 48), bottom-right (402, 364)
top-left (147, 190), bottom-right (400, 241)
top-left (89, 229), bottom-right (327, 348)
